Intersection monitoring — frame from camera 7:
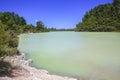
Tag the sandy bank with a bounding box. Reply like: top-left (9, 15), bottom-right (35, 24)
top-left (0, 52), bottom-right (77, 80)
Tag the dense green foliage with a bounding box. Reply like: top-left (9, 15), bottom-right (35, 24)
top-left (47, 28), bottom-right (74, 31)
top-left (55, 28), bottom-right (74, 31)
top-left (75, 0), bottom-right (120, 32)
top-left (36, 21), bottom-right (49, 32)
top-left (0, 12), bottom-right (49, 58)
top-left (0, 22), bottom-right (18, 57)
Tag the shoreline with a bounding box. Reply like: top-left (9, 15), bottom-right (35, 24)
top-left (0, 52), bottom-right (77, 80)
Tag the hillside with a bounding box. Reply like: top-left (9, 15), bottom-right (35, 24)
top-left (75, 0), bottom-right (120, 32)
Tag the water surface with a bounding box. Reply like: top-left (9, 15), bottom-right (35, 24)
top-left (18, 32), bottom-right (120, 80)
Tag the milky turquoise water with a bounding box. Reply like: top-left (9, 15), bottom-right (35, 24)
top-left (18, 32), bottom-right (120, 80)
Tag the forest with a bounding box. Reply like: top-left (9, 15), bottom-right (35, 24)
top-left (0, 12), bottom-right (52, 73)
top-left (75, 0), bottom-right (120, 32)
top-left (0, 12), bottom-right (50, 58)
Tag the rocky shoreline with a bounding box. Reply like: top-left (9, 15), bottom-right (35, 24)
top-left (0, 52), bottom-right (77, 80)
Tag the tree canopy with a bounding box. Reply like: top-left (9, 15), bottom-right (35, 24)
top-left (0, 12), bottom-right (50, 58)
top-left (75, 0), bottom-right (120, 32)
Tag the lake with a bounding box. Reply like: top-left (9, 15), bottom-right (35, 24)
top-left (18, 32), bottom-right (120, 80)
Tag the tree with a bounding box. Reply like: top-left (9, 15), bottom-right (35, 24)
top-left (0, 22), bottom-right (18, 58)
top-left (113, 0), bottom-right (120, 29)
top-left (36, 21), bottom-right (44, 31)
top-left (19, 17), bottom-right (26, 25)
top-left (113, 0), bottom-right (120, 16)
top-left (14, 14), bottom-right (20, 25)
top-left (76, 1), bottom-right (120, 32)
top-left (0, 12), bottom-right (50, 73)
top-left (0, 12), bottom-right (49, 59)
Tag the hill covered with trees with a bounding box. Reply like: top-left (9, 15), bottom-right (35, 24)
top-left (75, 0), bottom-right (120, 32)
top-left (0, 12), bottom-right (51, 72)
top-left (0, 12), bottom-right (50, 58)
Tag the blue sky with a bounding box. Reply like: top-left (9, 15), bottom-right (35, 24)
top-left (0, 0), bottom-right (113, 29)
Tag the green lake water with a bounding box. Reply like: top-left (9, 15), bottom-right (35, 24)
top-left (18, 32), bottom-right (120, 80)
